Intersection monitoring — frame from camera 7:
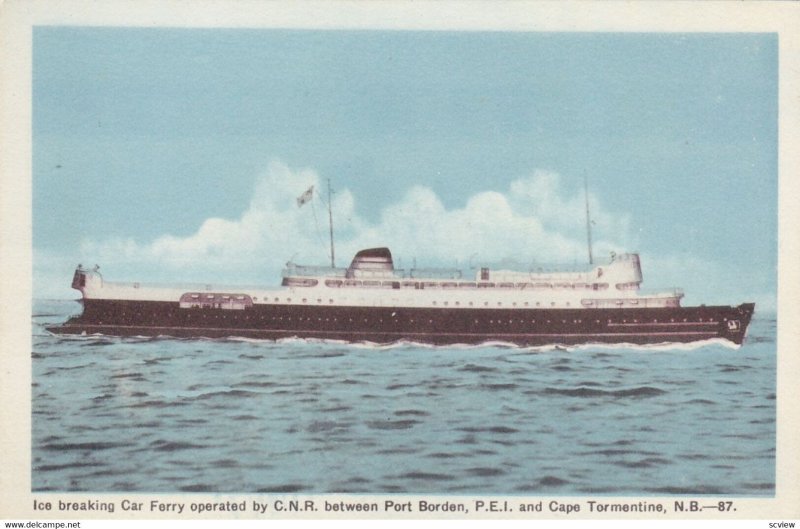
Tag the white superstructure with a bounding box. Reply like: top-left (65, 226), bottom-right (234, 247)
top-left (72, 248), bottom-right (683, 310)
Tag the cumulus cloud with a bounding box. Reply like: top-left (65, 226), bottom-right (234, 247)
top-left (79, 160), bottom-right (633, 284)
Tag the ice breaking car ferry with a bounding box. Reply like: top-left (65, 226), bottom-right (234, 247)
top-left (47, 247), bottom-right (754, 345)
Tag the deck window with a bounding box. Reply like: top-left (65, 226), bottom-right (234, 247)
top-left (282, 277), bottom-right (318, 287)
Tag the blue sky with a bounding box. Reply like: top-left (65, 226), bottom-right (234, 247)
top-left (32, 28), bottom-right (777, 307)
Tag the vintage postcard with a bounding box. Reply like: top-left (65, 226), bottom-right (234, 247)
top-left (1, 0), bottom-right (798, 526)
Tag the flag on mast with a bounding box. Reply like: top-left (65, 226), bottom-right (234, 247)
top-left (296, 185), bottom-right (314, 207)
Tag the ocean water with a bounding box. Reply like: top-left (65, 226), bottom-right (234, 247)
top-left (31, 299), bottom-right (776, 495)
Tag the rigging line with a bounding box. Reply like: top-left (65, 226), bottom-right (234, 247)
top-left (584, 173), bottom-right (594, 266)
top-left (327, 178), bottom-right (335, 268)
top-left (309, 193), bottom-right (328, 259)
top-left (313, 179), bottom-right (336, 268)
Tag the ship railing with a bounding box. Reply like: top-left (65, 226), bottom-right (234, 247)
top-left (587, 297), bottom-right (681, 309)
top-left (346, 267), bottom-right (462, 280)
top-left (103, 279), bottom-right (270, 292)
top-left (475, 258), bottom-right (602, 273)
top-left (284, 263), bottom-right (467, 281)
top-left (408, 267), bottom-right (463, 280)
top-left (282, 263), bottom-right (348, 278)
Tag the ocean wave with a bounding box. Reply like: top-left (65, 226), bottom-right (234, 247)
top-left (542, 386), bottom-right (667, 398)
top-left (31, 305), bottom-right (776, 495)
top-left (560, 338), bottom-right (742, 353)
top-left (45, 329), bottom-right (744, 353)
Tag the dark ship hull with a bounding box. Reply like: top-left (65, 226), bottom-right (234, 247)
top-left (48, 299), bottom-right (755, 346)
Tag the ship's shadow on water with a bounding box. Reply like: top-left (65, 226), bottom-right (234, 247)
top-left (31, 301), bottom-right (776, 495)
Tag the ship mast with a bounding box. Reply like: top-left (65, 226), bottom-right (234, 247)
top-left (584, 174), bottom-right (594, 265)
top-left (327, 178), bottom-right (335, 268)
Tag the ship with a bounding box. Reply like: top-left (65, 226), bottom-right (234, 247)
top-left (46, 179), bottom-right (755, 346)
top-left (46, 246), bottom-right (754, 346)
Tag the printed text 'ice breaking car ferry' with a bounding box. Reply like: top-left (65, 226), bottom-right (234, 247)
top-left (48, 247), bottom-right (754, 346)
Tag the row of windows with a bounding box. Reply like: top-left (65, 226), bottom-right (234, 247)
top-left (252, 297), bottom-right (664, 308)
top-left (319, 278), bottom-right (613, 290)
top-left (105, 312), bottom-right (718, 325)
top-left (260, 297), bottom-right (575, 307)
top-left (185, 294), bottom-right (249, 300)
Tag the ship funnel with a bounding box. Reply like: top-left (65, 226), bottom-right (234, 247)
top-left (347, 248), bottom-right (394, 278)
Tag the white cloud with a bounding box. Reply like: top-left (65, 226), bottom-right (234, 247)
top-left (35, 160), bottom-right (773, 309)
top-left (76, 160), bottom-right (633, 285)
